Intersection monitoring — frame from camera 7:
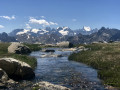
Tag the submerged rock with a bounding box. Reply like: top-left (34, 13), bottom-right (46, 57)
top-left (40, 54), bottom-right (63, 58)
top-left (0, 58), bottom-right (35, 80)
top-left (33, 81), bottom-right (70, 90)
top-left (45, 49), bottom-right (55, 52)
top-left (8, 43), bottom-right (31, 54)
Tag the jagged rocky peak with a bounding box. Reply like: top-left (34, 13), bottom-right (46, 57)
top-left (45, 27), bottom-right (51, 31)
top-left (9, 29), bottom-right (24, 36)
top-left (1, 32), bottom-right (8, 37)
top-left (0, 32), bottom-right (17, 42)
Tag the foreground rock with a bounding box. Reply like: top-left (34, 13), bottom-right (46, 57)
top-left (0, 68), bottom-right (9, 83)
top-left (0, 58), bottom-right (35, 80)
top-left (0, 68), bottom-right (16, 89)
top-left (8, 43), bottom-right (31, 54)
top-left (33, 81), bottom-right (70, 90)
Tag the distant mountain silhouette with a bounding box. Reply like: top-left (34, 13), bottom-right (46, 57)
top-left (0, 32), bottom-right (17, 42)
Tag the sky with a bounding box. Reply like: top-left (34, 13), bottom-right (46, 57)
top-left (0, 0), bottom-right (120, 33)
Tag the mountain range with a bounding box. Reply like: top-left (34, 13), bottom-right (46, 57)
top-left (8, 26), bottom-right (99, 43)
top-left (1, 26), bottom-right (120, 44)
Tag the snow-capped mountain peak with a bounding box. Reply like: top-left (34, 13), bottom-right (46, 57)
top-left (57, 27), bottom-right (70, 36)
top-left (59, 30), bottom-right (69, 36)
top-left (83, 26), bottom-right (91, 31)
top-left (16, 29), bottom-right (30, 35)
top-left (31, 29), bottom-right (40, 33)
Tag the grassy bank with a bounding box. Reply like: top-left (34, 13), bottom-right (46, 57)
top-left (24, 43), bottom-right (41, 51)
top-left (69, 43), bottom-right (120, 88)
top-left (0, 43), bottom-right (41, 69)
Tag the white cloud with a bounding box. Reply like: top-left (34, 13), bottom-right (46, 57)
top-left (26, 24), bottom-right (31, 29)
top-left (49, 22), bottom-right (58, 25)
top-left (29, 17), bottom-right (58, 26)
top-left (0, 25), bottom-right (4, 29)
top-left (72, 19), bottom-right (77, 22)
top-left (0, 15), bottom-right (15, 20)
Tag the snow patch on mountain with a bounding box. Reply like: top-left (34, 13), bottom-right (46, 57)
top-left (16, 29), bottom-right (30, 35)
top-left (58, 27), bottom-right (69, 35)
top-left (27, 35), bottom-right (30, 39)
top-left (42, 29), bottom-right (49, 33)
top-left (31, 29), bottom-right (40, 33)
top-left (59, 30), bottom-right (69, 35)
top-left (83, 26), bottom-right (91, 31)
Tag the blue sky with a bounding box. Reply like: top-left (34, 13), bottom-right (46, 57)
top-left (0, 0), bottom-right (120, 33)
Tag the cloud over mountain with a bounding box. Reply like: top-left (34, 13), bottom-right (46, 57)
top-left (29, 17), bottom-right (58, 26)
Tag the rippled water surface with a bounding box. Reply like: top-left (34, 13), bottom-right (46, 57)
top-left (30, 48), bottom-right (105, 90)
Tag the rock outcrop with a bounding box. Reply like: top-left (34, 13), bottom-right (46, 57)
top-left (0, 58), bottom-right (35, 80)
top-left (8, 43), bottom-right (31, 54)
top-left (33, 81), bottom-right (70, 90)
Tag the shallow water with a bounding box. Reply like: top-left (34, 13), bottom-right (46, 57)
top-left (30, 48), bottom-right (105, 90)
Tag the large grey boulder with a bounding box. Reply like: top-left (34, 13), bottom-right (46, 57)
top-left (33, 81), bottom-right (70, 90)
top-left (0, 58), bottom-right (35, 80)
top-left (8, 43), bottom-right (31, 54)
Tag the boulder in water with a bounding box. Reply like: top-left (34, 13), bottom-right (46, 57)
top-left (45, 49), bottom-right (55, 52)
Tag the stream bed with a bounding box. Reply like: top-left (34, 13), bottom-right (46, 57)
top-left (30, 48), bottom-right (105, 90)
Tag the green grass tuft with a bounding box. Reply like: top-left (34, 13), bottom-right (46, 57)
top-left (24, 43), bottom-right (41, 51)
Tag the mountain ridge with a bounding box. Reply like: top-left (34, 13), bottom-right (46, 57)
top-left (8, 27), bottom-right (120, 44)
